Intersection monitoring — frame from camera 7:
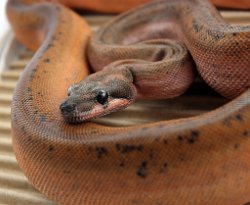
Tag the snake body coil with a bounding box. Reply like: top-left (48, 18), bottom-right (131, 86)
top-left (7, 0), bottom-right (250, 204)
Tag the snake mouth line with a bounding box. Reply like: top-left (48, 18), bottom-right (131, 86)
top-left (63, 98), bottom-right (134, 123)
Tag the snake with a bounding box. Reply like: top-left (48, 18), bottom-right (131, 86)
top-left (17, 0), bottom-right (250, 12)
top-left (49, 0), bottom-right (250, 12)
top-left (7, 0), bottom-right (250, 204)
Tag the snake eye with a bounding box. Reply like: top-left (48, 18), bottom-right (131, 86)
top-left (96, 90), bottom-right (108, 105)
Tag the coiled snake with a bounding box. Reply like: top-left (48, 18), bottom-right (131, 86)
top-left (7, 0), bottom-right (250, 204)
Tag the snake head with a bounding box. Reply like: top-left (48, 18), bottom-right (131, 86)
top-left (60, 74), bottom-right (136, 123)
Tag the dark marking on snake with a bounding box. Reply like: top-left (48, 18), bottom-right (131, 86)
top-left (223, 117), bottom-right (232, 127)
top-left (179, 155), bottom-right (185, 161)
top-left (48, 145), bottom-right (54, 152)
top-left (96, 146), bottom-right (108, 158)
top-left (192, 19), bottom-right (200, 33)
top-left (44, 43), bottom-right (54, 51)
top-left (27, 87), bottom-right (32, 92)
top-left (177, 135), bottom-right (183, 141)
top-left (116, 144), bottom-right (144, 154)
top-left (207, 30), bottom-right (225, 41)
top-left (159, 162), bottom-right (168, 173)
top-left (52, 35), bottom-right (57, 41)
top-left (187, 131), bottom-right (199, 144)
top-left (43, 58), bottom-right (50, 63)
top-left (234, 143), bottom-right (240, 149)
top-left (137, 160), bottom-right (148, 178)
top-left (235, 114), bottom-right (243, 122)
top-left (243, 130), bottom-right (249, 137)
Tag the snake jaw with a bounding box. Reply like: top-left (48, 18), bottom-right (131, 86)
top-left (80, 98), bottom-right (134, 122)
top-left (61, 97), bottom-right (134, 123)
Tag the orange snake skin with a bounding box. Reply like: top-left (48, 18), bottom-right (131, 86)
top-left (29, 0), bottom-right (250, 13)
top-left (7, 0), bottom-right (250, 204)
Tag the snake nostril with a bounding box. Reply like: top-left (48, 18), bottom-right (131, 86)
top-left (60, 102), bottom-right (76, 113)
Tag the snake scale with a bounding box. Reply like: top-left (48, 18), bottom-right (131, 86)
top-left (7, 0), bottom-right (250, 204)
top-left (34, 0), bottom-right (250, 12)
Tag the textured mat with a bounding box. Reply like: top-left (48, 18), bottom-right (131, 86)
top-left (0, 11), bottom-right (249, 205)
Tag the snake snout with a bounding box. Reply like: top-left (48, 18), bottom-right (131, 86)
top-left (60, 101), bottom-right (76, 114)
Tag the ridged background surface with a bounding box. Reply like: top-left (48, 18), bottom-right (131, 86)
top-left (0, 11), bottom-right (249, 205)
